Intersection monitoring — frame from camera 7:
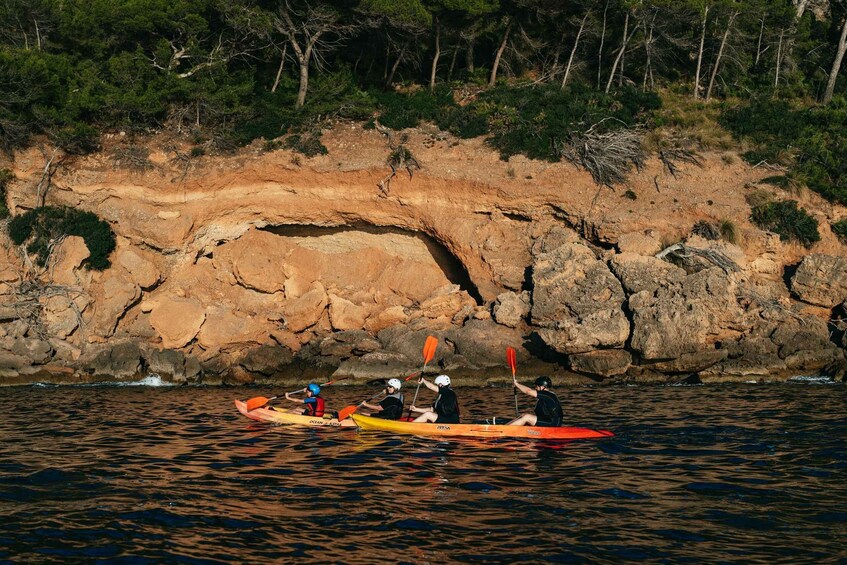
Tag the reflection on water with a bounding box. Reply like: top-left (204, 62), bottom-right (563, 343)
top-left (1, 383), bottom-right (846, 562)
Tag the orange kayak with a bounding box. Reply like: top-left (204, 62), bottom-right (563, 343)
top-left (234, 400), bottom-right (356, 428)
top-left (350, 413), bottom-right (614, 440)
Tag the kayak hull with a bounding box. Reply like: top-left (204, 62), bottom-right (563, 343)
top-left (235, 400), bottom-right (356, 428)
top-left (350, 413), bottom-right (613, 439)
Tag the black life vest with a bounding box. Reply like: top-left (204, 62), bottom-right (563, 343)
top-left (535, 389), bottom-right (562, 424)
top-left (377, 392), bottom-right (404, 420)
top-left (433, 386), bottom-right (460, 423)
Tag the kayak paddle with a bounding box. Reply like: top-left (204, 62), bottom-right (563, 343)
top-left (406, 335), bottom-right (439, 420)
top-left (337, 371), bottom-right (420, 421)
top-left (245, 376), bottom-right (350, 411)
top-left (507, 346), bottom-right (518, 418)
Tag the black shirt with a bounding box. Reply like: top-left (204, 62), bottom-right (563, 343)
top-left (433, 386), bottom-right (460, 424)
top-left (374, 393), bottom-right (404, 420)
top-left (535, 389), bottom-right (563, 425)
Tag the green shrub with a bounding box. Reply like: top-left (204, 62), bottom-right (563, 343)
top-left (832, 219), bottom-right (847, 243)
top-left (0, 169), bottom-right (13, 219)
top-left (284, 133), bottom-right (328, 157)
top-left (7, 206), bottom-right (116, 270)
top-left (750, 200), bottom-right (820, 248)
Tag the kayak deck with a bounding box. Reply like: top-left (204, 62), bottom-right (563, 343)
top-left (351, 413), bottom-right (614, 439)
top-left (235, 400), bottom-right (356, 427)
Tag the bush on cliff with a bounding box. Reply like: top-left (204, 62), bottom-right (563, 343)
top-left (750, 200), bottom-right (820, 248)
top-left (832, 219), bottom-right (847, 243)
top-left (8, 206), bottom-right (116, 270)
top-left (0, 169), bottom-right (12, 219)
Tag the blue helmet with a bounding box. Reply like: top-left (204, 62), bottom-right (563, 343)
top-left (307, 383), bottom-right (321, 395)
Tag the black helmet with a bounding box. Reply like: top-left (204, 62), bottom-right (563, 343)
top-left (534, 376), bottom-right (552, 388)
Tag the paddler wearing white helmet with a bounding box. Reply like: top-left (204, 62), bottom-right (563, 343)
top-left (409, 374), bottom-right (460, 424)
top-left (360, 378), bottom-right (405, 420)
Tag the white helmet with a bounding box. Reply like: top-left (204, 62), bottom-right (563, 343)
top-left (387, 378), bottom-right (402, 390)
top-left (434, 374), bottom-right (451, 387)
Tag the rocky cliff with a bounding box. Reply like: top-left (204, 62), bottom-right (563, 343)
top-left (1, 123), bottom-right (846, 385)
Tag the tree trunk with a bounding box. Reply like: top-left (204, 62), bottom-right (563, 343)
top-left (755, 17), bottom-right (764, 67)
top-left (642, 17), bottom-right (655, 91)
top-left (823, 16), bottom-right (847, 104)
top-left (605, 12), bottom-right (637, 93)
top-left (271, 44), bottom-right (287, 93)
top-left (386, 43), bottom-right (406, 89)
top-left (618, 11), bottom-right (629, 87)
top-left (466, 34), bottom-right (475, 73)
top-left (489, 19), bottom-right (512, 87)
top-left (775, 28), bottom-right (784, 89)
top-left (296, 48), bottom-right (310, 108)
top-left (705, 11), bottom-right (737, 101)
top-left (429, 17), bottom-right (441, 91)
top-left (598, 0), bottom-right (609, 89)
top-left (448, 45), bottom-right (458, 81)
top-left (562, 12), bottom-right (589, 89)
top-left (694, 5), bottom-right (709, 99)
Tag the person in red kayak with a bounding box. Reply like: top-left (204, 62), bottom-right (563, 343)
top-left (360, 378), bottom-right (405, 420)
top-left (508, 376), bottom-right (563, 426)
top-left (410, 374), bottom-right (460, 424)
top-left (284, 383), bottom-right (325, 417)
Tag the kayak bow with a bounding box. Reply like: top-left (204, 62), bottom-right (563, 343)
top-left (234, 399), bottom-right (356, 428)
top-left (350, 413), bottom-right (614, 440)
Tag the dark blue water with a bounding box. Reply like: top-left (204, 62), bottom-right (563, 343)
top-left (1, 379), bottom-right (845, 563)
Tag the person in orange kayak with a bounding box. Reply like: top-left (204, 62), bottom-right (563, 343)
top-left (361, 378), bottom-right (405, 420)
top-left (284, 383), bottom-right (325, 417)
top-left (508, 376), bottom-right (563, 426)
top-left (410, 374), bottom-right (460, 424)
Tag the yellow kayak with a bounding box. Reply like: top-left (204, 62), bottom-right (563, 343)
top-left (234, 399), bottom-right (356, 428)
top-left (350, 413), bottom-right (614, 440)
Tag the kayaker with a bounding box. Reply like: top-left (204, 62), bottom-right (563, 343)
top-left (410, 374), bottom-right (460, 423)
top-left (508, 376), bottom-right (563, 426)
top-left (361, 378), bottom-right (405, 420)
top-left (284, 383), bottom-right (325, 417)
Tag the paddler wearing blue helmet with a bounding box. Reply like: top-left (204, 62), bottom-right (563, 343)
top-left (285, 383), bottom-right (325, 417)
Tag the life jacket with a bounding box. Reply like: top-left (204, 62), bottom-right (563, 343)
top-left (304, 396), bottom-right (325, 417)
top-left (378, 392), bottom-right (405, 420)
top-left (535, 389), bottom-right (562, 424)
top-left (433, 386), bottom-right (460, 421)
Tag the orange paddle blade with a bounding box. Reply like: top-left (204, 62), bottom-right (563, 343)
top-left (337, 404), bottom-right (359, 421)
top-left (506, 347), bottom-right (517, 376)
top-left (245, 396), bottom-right (272, 411)
top-left (423, 335), bottom-right (438, 364)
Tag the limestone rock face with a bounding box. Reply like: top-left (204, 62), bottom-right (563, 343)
top-left (282, 283), bottom-right (328, 332)
top-left (492, 291), bottom-right (530, 328)
top-left (328, 295), bottom-right (367, 331)
top-left (531, 242), bottom-right (629, 354)
top-left (609, 253), bottom-right (686, 295)
top-left (629, 268), bottom-right (745, 361)
top-left (568, 349), bottom-right (632, 377)
top-left (791, 254), bottom-right (847, 307)
top-left (115, 245), bottom-right (160, 289)
top-left (149, 296), bottom-right (206, 349)
top-left (88, 270), bottom-right (141, 339)
top-left (51, 236), bottom-right (91, 286)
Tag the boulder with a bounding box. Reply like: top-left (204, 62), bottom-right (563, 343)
top-left (365, 305), bottom-right (409, 333)
top-left (531, 242), bottom-right (629, 354)
top-left (492, 291), bottom-right (530, 328)
top-left (196, 307), bottom-right (266, 349)
top-left (790, 254), bottom-right (847, 307)
top-left (629, 268), bottom-right (745, 360)
top-left (88, 270), bottom-right (141, 338)
top-left (608, 253), bottom-right (686, 295)
top-left (115, 246), bottom-right (160, 289)
top-left (568, 349), bottom-right (632, 377)
top-left (328, 294), bottom-right (367, 331)
top-left (239, 344), bottom-right (294, 376)
top-left (617, 231), bottom-right (663, 255)
top-left (149, 296), bottom-right (206, 349)
top-left (282, 283), bottom-right (328, 332)
top-left (144, 348), bottom-right (188, 381)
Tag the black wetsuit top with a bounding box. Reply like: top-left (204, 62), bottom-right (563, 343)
top-left (374, 393), bottom-right (404, 420)
top-left (433, 386), bottom-right (460, 424)
top-left (534, 389), bottom-right (563, 427)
